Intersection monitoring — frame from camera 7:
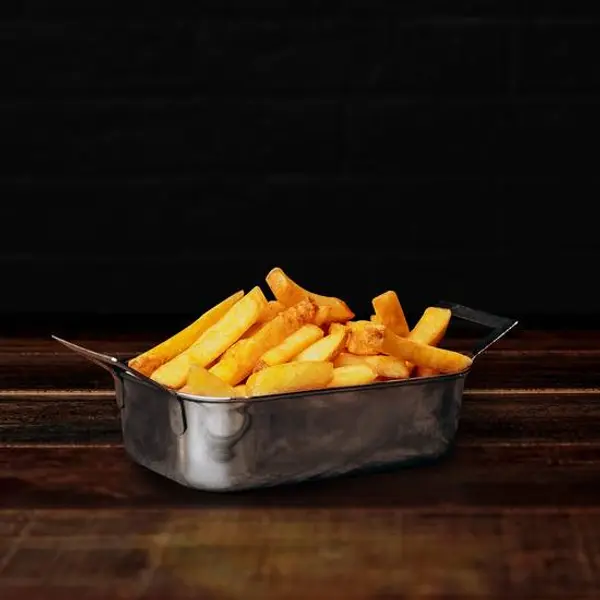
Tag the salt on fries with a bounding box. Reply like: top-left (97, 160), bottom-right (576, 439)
top-left (128, 267), bottom-right (472, 398)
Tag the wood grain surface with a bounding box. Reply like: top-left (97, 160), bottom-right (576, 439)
top-left (1, 322), bottom-right (599, 599)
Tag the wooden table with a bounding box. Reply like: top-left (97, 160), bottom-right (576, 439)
top-left (1, 318), bottom-right (599, 599)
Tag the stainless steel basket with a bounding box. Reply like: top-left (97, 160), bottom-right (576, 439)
top-left (54, 302), bottom-right (517, 492)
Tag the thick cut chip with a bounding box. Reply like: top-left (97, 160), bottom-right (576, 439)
top-left (180, 365), bottom-right (236, 398)
top-left (327, 364), bottom-right (377, 388)
top-left (409, 307), bottom-right (451, 346)
top-left (371, 291), bottom-right (409, 337)
top-left (334, 352), bottom-right (372, 368)
top-left (258, 300), bottom-right (286, 323)
top-left (209, 299), bottom-right (318, 385)
top-left (345, 321), bottom-right (384, 355)
top-left (405, 306), bottom-right (451, 373)
top-left (188, 286), bottom-right (267, 368)
top-left (246, 361), bottom-right (334, 397)
top-left (347, 322), bottom-right (472, 374)
top-left (128, 290), bottom-right (244, 376)
top-left (415, 366), bottom-right (439, 378)
top-left (240, 301), bottom-right (285, 340)
top-left (314, 306), bottom-right (332, 327)
top-left (254, 324), bottom-right (324, 371)
top-left (365, 355), bottom-right (410, 379)
top-left (233, 385), bottom-right (248, 398)
top-left (150, 352), bottom-right (190, 389)
top-left (294, 323), bottom-right (347, 362)
top-left (266, 267), bottom-right (354, 323)
top-left (240, 321), bottom-right (266, 340)
top-left (334, 352), bottom-right (409, 379)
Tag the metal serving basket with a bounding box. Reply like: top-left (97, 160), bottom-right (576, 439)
top-left (54, 302), bottom-right (517, 492)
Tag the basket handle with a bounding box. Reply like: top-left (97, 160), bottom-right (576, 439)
top-left (434, 301), bottom-right (518, 359)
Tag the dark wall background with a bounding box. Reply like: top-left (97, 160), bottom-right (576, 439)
top-left (1, 2), bottom-right (598, 319)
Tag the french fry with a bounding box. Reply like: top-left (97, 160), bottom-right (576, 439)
top-left (347, 322), bottom-right (472, 374)
top-left (240, 321), bottom-right (266, 340)
top-left (239, 301), bottom-right (285, 340)
top-left (382, 328), bottom-right (472, 374)
top-left (415, 366), bottom-right (438, 378)
top-left (405, 306), bottom-right (452, 374)
top-left (258, 300), bottom-right (286, 323)
top-left (334, 352), bottom-right (410, 380)
top-left (188, 286), bottom-right (267, 368)
top-left (246, 361), bottom-right (334, 397)
top-left (366, 355), bottom-right (410, 379)
top-left (254, 324), bottom-right (324, 371)
top-left (150, 352), bottom-right (190, 389)
top-left (345, 321), bottom-right (384, 355)
top-left (128, 290), bottom-right (244, 376)
top-left (372, 291), bottom-right (409, 337)
top-left (334, 352), bottom-right (371, 368)
top-left (266, 267), bottom-right (354, 323)
top-left (130, 266), bottom-right (490, 396)
top-left (209, 299), bottom-right (318, 385)
top-left (314, 306), bottom-right (332, 327)
top-left (294, 323), bottom-right (347, 362)
top-left (233, 384), bottom-right (248, 398)
top-left (409, 307), bottom-right (451, 346)
top-left (180, 364), bottom-right (236, 398)
top-left (327, 364), bottom-right (377, 388)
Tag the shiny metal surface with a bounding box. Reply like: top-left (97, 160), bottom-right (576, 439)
top-left (53, 303), bottom-right (518, 492)
top-left (172, 374), bottom-right (464, 491)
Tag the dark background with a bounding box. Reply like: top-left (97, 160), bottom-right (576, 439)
top-left (2, 2), bottom-right (598, 324)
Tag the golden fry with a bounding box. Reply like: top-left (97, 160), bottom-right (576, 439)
top-left (254, 324), bottom-right (324, 371)
top-left (334, 352), bottom-right (370, 368)
top-left (258, 300), bottom-right (286, 323)
top-left (239, 322), bottom-right (265, 340)
top-left (365, 355), bottom-right (410, 379)
top-left (382, 329), bottom-right (472, 374)
top-left (372, 291), bottom-right (409, 337)
top-left (414, 366), bottom-right (438, 378)
top-left (345, 321), bottom-right (384, 355)
top-left (294, 323), bottom-right (347, 362)
top-left (233, 384), bottom-right (248, 398)
top-left (130, 265), bottom-right (488, 396)
top-left (188, 286), bottom-right (267, 368)
top-left (209, 299), bottom-right (317, 385)
top-left (347, 322), bottom-right (472, 374)
top-left (409, 307), bottom-right (451, 346)
top-left (334, 352), bottom-right (409, 379)
top-left (405, 306), bottom-right (452, 373)
top-left (128, 290), bottom-right (244, 376)
top-left (327, 364), bottom-right (377, 389)
top-left (246, 361), bottom-right (334, 397)
top-left (180, 364), bottom-right (236, 397)
top-left (150, 352), bottom-right (190, 389)
top-left (239, 301), bottom-right (285, 340)
top-left (314, 306), bottom-right (332, 327)
top-left (266, 267), bottom-right (354, 323)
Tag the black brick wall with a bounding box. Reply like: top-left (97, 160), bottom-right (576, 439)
top-left (2, 2), bottom-right (598, 317)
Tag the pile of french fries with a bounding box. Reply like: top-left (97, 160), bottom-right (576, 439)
top-left (128, 268), bottom-right (473, 398)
